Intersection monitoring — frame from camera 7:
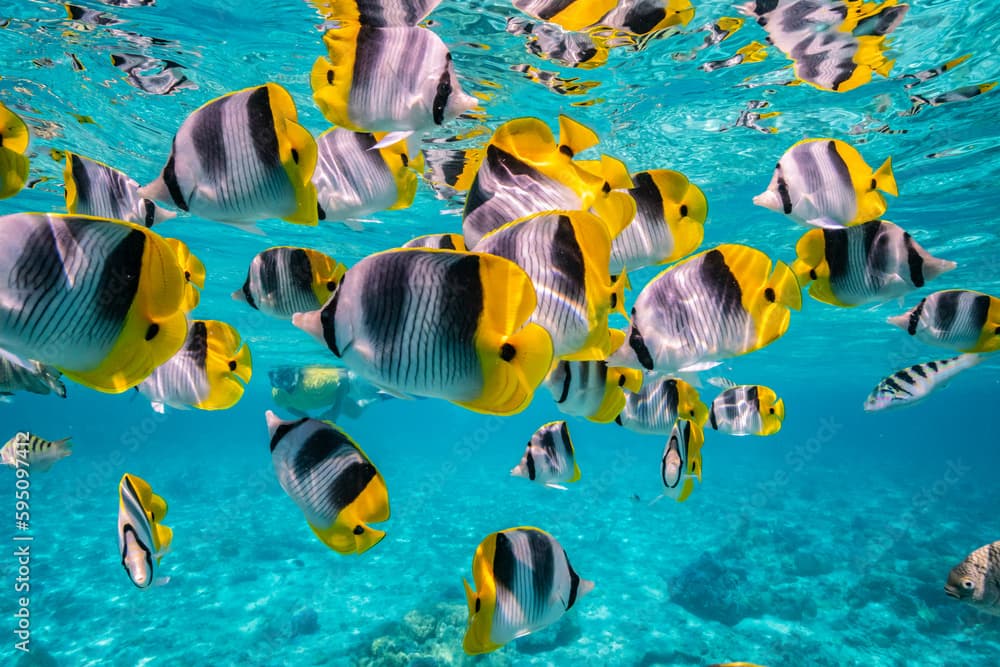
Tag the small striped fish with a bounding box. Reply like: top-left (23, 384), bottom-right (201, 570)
top-left (0, 432), bottom-right (72, 472)
top-left (864, 354), bottom-right (981, 412)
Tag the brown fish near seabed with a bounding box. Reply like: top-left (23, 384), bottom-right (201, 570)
top-left (945, 540), bottom-right (1000, 615)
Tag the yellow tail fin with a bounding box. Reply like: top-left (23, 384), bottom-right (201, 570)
top-left (874, 156), bottom-right (897, 197)
top-left (769, 260), bottom-right (803, 311)
top-left (557, 114), bottom-right (599, 156)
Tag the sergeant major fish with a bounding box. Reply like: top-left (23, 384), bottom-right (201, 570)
top-left (1, 432), bottom-right (72, 472)
top-left (510, 421), bottom-right (581, 490)
top-left (864, 354), bottom-right (980, 412)
top-left (463, 526), bottom-right (593, 654)
top-left (266, 411), bottom-right (390, 555)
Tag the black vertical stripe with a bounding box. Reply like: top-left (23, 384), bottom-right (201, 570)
top-left (699, 249), bottom-right (744, 320)
top-left (184, 321), bottom-right (209, 369)
top-left (94, 228), bottom-right (145, 324)
top-left (432, 61), bottom-right (452, 126)
top-left (628, 315), bottom-right (655, 370)
top-left (245, 85), bottom-right (281, 169)
top-left (558, 421), bottom-right (573, 456)
top-left (492, 532), bottom-right (518, 593)
top-left (526, 530), bottom-right (555, 613)
top-left (161, 147), bottom-right (188, 211)
top-left (269, 417), bottom-right (307, 452)
top-left (907, 298), bottom-right (925, 335)
top-left (903, 233), bottom-right (925, 287)
top-left (69, 154), bottom-right (91, 204)
top-left (630, 171), bottom-right (665, 221)
top-left (823, 226), bottom-right (849, 283)
top-left (192, 95), bottom-right (228, 181)
top-left (825, 141), bottom-right (854, 199)
top-left (525, 451), bottom-right (535, 480)
top-left (551, 215), bottom-right (586, 293)
top-left (326, 461), bottom-right (377, 515)
top-left (746, 385), bottom-right (759, 412)
top-left (933, 291), bottom-right (959, 334)
top-left (320, 282), bottom-right (342, 357)
top-left (969, 293), bottom-right (992, 329)
top-left (556, 361), bottom-right (572, 403)
top-left (622, 5), bottom-right (666, 34)
top-left (288, 249), bottom-right (316, 293)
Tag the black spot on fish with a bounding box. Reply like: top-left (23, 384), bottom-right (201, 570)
top-left (353, 525), bottom-right (364, 535)
top-left (184, 271), bottom-right (191, 281)
top-left (754, 0), bottom-right (780, 14)
top-left (317, 203), bottom-right (327, 221)
top-left (628, 316), bottom-right (655, 370)
top-left (618, 373), bottom-right (627, 387)
top-left (291, 148), bottom-right (299, 164)
top-left (500, 343), bottom-right (516, 361)
top-left (895, 370), bottom-right (914, 385)
top-left (809, 268), bottom-right (817, 281)
top-left (559, 144), bottom-right (574, 157)
top-left (145, 324), bottom-right (159, 340)
top-left (228, 360), bottom-right (237, 371)
top-left (764, 287), bottom-right (775, 302)
top-left (870, 178), bottom-right (877, 190)
top-left (709, 406), bottom-right (718, 430)
top-left (474, 598), bottom-right (481, 613)
top-left (439, 235), bottom-right (455, 250)
top-left (769, 407), bottom-right (775, 414)
top-left (287, 249), bottom-right (315, 292)
top-left (680, 204), bottom-right (688, 217)
top-left (927, 360), bottom-right (938, 372)
top-left (912, 364), bottom-right (927, 378)
top-left (326, 69), bottom-right (333, 85)
top-left (931, 291), bottom-right (960, 333)
top-left (400, 153), bottom-right (408, 168)
top-left (326, 280), bottom-right (337, 291)
top-left (622, 5), bottom-right (666, 34)
top-left (432, 69), bottom-right (452, 126)
top-left (602, 181), bottom-right (611, 194)
top-left (610, 292), bottom-right (618, 309)
top-left (246, 86), bottom-right (281, 169)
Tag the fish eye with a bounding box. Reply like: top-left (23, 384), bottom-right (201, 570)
top-left (291, 148), bottom-right (299, 164)
top-left (680, 204), bottom-right (688, 217)
top-left (326, 280), bottom-right (337, 291)
top-left (184, 271), bottom-right (191, 281)
top-left (869, 178), bottom-right (877, 190)
top-left (500, 343), bottom-right (516, 361)
top-left (610, 293), bottom-right (618, 308)
top-left (602, 182), bottom-right (611, 194)
top-left (353, 525), bottom-right (364, 535)
top-left (474, 598), bottom-right (481, 613)
top-left (809, 268), bottom-right (818, 280)
top-left (228, 360), bottom-right (237, 371)
top-left (326, 69), bottom-right (334, 85)
top-left (963, 580), bottom-right (975, 589)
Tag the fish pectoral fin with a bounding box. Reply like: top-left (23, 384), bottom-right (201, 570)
top-left (806, 216), bottom-right (847, 230)
top-left (371, 130), bottom-right (414, 151)
top-left (677, 360), bottom-right (720, 373)
top-left (151, 401), bottom-right (166, 414)
top-left (545, 483), bottom-right (569, 491)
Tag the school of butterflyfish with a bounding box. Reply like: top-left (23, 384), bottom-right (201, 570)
top-left (1, 0), bottom-right (997, 655)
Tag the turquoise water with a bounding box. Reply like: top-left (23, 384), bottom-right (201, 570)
top-left (3, 0), bottom-right (1000, 665)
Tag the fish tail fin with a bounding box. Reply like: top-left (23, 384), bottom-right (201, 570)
top-left (462, 578), bottom-right (478, 615)
top-left (676, 477), bottom-right (696, 502)
top-left (153, 523), bottom-right (173, 556)
top-left (591, 190), bottom-right (637, 241)
top-left (310, 36), bottom-right (359, 129)
top-left (569, 460), bottom-right (582, 483)
top-left (925, 256), bottom-right (958, 281)
top-left (279, 117), bottom-right (319, 226)
top-left (0, 148), bottom-right (29, 199)
top-left (162, 238), bottom-right (206, 310)
top-left (608, 328), bottom-right (626, 356)
top-left (197, 321), bottom-right (251, 410)
top-left (874, 57), bottom-right (896, 78)
top-left (0, 101), bottom-right (30, 154)
top-left (148, 492), bottom-right (169, 523)
top-left (557, 114), bottom-right (599, 155)
top-left (874, 156), bottom-right (898, 196)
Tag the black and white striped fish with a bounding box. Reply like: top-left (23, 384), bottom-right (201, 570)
top-left (463, 526), bottom-right (593, 654)
top-left (309, 0), bottom-right (441, 26)
top-left (608, 244), bottom-right (801, 373)
top-left (615, 377), bottom-right (707, 435)
top-left (707, 378), bottom-right (784, 436)
top-left (655, 418), bottom-right (703, 503)
top-left (510, 421), bottom-right (580, 490)
top-left (609, 169), bottom-right (707, 274)
top-left (475, 210), bottom-right (627, 360)
top-left (738, 0), bottom-right (907, 93)
top-left (402, 232), bottom-right (466, 251)
top-left (0, 432), bottom-right (72, 472)
top-left (543, 359), bottom-right (642, 423)
top-left (117, 473), bottom-right (172, 589)
top-left (140, 83), bottom-right (318, 226)
top-left (266, 411), bottom-right (389, 555)
top-left (64, 152), bottom-right (176, 227)
top-left (0, 358), bottom-right (66, 400)
top-left (0, 213), bottom-right (195, 393)
top-left (310, 24), bottom-right (477, 143)
top-left (234, 246), bottom-right (347, 320)
top-left (292, 248), bottom-right (554, 415)
top-left (793, 220), bottom-right (956, 307)
top-left (314, 128), bottom-right (422, 226)
top-left (137, 320), bottom-right (252, 413)
top-left (753, 138), bottom-right (897, 228)
top-left (461, 115), bottom-right (634, 249)
top-left (864, 354), bottom-right (981, 412)
top-left (888, 290), bottom-right (1000, 354)
top-left (109, 53), bottom-right (196, 96)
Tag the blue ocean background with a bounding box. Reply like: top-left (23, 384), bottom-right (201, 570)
top-left (3, 0), bottom-right (1000, 665)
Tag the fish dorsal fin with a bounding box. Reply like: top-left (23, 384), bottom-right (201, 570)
top-left (557, 114), bottom-right (599, 156)
top-left (707, 376), bottom-right (736, 389)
